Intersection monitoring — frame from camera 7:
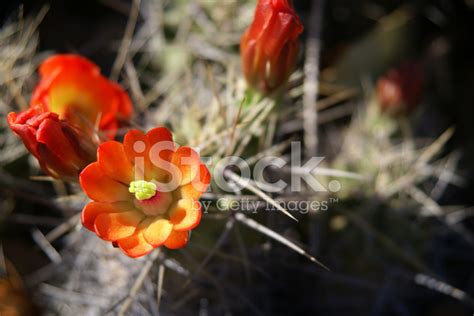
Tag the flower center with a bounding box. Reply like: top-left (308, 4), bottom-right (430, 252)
top-left (129, 180), bottom-right (157, 200)
top-left (129, 180), bottom-right (173, 216)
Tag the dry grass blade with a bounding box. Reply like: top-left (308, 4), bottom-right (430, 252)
top-left (414, 274), bottom-right (474, 306)
top-left (40, 283), bottom-right (110, 308)
top-left (383, 126), bottom-right (455, 198)
top-left (2, 70), bottom-right (28, 109)
top-left (317, 102), bottom-right (356, 124)
top-left (29, 176), bottom-right (60, 182)
top-left (110, 0), bottom-right (141, 81)
top-left (290, 166), bottom-right (367, 180)
top-left (303, 0), bottom-right (325, 157)
top-left (199, 121), bottom-right (248, 151)
top-left (0, 6), bottom-right (48, 110)
top-left (416, 127), bottom-right (454, 166)
top-left (45, 213), bottom-right (81, 243)
top-left (31, 228), bottom-right (62, 264)
top-left (316, 88), bottom-right (358, 111)
top-left (407, 186), bottom-right (474, 245)
top-left (446, 207), bottom-right (474, 225)
top-left (142, 72), bottom-right (181, 110)
top-left (124, 59), bottom-right (145, 110)
top-left (281, 102), bottom-right (356, 135)
top-left (430, 151), bottom-right (462, 200)
top-left (117, 249), bottom-right (160, 316)
top-left (162, 257), bottom-right (190, 277)
top-left (225, 97), bottom-right (245, 156)
top-left (234, 100), bottom-right (275, 157)
top-left (312, 167), bottom-right (367, 180)
top-left (224, 170), bottom-right (298, 222)
top-left (406, 185), bottom-right (443, 216)
top-left (207, 64), bottom-right (227, 127)
top-left (241, 138), bottom-right (293, 167)
top-left (234, 213), bottom-right (329, 270)
top-left (156, 264), bottom-right (165, 314)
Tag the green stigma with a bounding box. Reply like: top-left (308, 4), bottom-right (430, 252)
top-left (129, 180), bottom-right (157, 201)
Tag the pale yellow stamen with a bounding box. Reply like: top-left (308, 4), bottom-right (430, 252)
top-left (129, 180), bottom-right (157, 201)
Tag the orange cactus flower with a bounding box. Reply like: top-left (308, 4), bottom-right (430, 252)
top-left (31, 54), bottom-right (133, 139)
top-left (8, 106), bottom-right (97, 180)
top-left (376, 62), bottom-right (424, 116)
top-left (79, 127), bottom-right (210, 258)
top-left (241, 0), bottom-right (304, 94)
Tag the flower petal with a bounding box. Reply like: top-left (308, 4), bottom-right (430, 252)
top-left (146, 127), bottom-right (174, 146)
top-left (37, 143), bottom-right (79, 178)
top-left (80, 162), bottom-right (130, 202)
top-left (147, 127), bottom-right (175, 163)
top-left (38, 54), bottom-right (100, 80)
top-left (143, 218), bottom-right (173, 247)
top-left (175, 163), bottom-right (210, 200)
top-left (7, 109), bottom-right (48, 158)
top-left (170, 147), bottom-right (201, 185)
top-left (117, 229), bottom-right (155, 258)
top-left (146, 128), bottom-right (176, 182)
top-left (94, 211), bottom-right (143, 241)
top-left (36, 118), bottom-right (79, 164)
top-left (169, 199), bottom-right (201, 231)
top-left (32, 54), bottom-right (133, 140)
top-left (164, 230), bottom-right (189, 249)
top-left (98, 141), bottom-right (134, 184)
top-left (123, 129), bottom-right (154, 180)
top-left (123, 128), bottom-right (176, 182)
top-left (81, 201), bottom-right (133, 232)
top-left (124, 129), bottom-right (148, 163)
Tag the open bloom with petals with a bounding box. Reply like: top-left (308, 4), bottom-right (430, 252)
top-left (79, 127), bottom-right (210, 258)
top-left (376, 62), bottom-right (424, 116)
top-left (31, 54), bottom-right (133, 139)
top-left (8, 106), bottom-right (97, 180)
top-left (241, 0), bottom-right (304, 94)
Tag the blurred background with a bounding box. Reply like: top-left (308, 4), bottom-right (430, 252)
top-left (0, 0), bottom-right (473, 315)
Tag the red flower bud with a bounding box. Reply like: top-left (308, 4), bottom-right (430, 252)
top-left (8, 106), bottom-right (97, 180)
top-left (241, 0), bottom-right (304, 94)
top-left (376, 62), bottom-right (424, 116)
